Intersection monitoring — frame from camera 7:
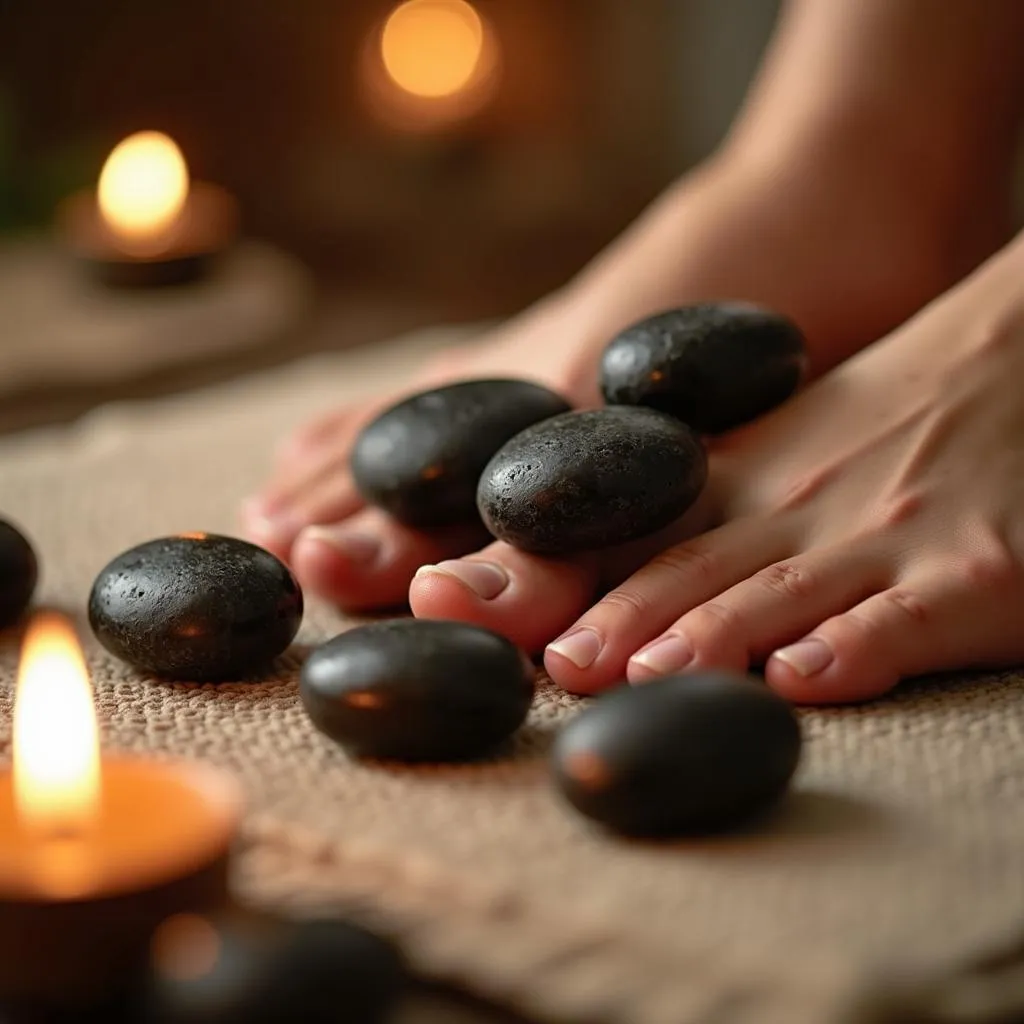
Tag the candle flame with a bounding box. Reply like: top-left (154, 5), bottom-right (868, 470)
top-left (381, 0), bottom-right (484, 99)
top-left (97, 131), bottom-right (189, 249)
top-left (13, 612), bottom-right (101, 837)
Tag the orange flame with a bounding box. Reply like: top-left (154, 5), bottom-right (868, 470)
top-left (13, 613), bottom-right (101, 838)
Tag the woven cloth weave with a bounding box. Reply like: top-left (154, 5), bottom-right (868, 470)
top-left (1, 327), bottom-right (1022, 1024)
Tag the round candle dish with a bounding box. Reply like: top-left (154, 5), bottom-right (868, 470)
top-left (0, 758), bottom-right (243, 1016)
top-left (56, 182), bottom-right (239, 289)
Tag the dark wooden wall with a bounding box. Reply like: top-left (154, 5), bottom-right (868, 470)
top-left (0, 1), bottom-right (684, 312)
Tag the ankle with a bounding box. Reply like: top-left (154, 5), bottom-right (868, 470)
top-left (723, 117), bottom-right (1012, 370)
top-left (733, 95), bottom-right (1014, 285)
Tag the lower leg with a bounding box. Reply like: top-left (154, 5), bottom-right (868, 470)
top-left (247, 0), bottom-right (1024, 610)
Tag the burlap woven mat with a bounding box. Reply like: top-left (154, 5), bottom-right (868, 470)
top-left (1, 327), bottom-right (1023, 1024)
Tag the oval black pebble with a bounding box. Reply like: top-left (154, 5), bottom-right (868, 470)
top-left (0, 518), bottom-right (38, 628)
top-left (552, 672), bottom-right (802, 836)
top-left (476, 407), bottom-right (707, 555)
top-left (600, 303), bottom-right (808, 434)
top-left (351, 379), bottom-right (570, 528)
top-left (88, 534), bottom-right (303, 680)
top-left (144, 910), bottom-right (407, 1024)
top-left (300, 619), bottom-right (535, 762)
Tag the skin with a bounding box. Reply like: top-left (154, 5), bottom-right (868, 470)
top-left (245, 0), bottom-right (1024, 703)
top-left (412, 234), bottom-right (1024, 701)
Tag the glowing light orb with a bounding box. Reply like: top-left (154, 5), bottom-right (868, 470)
top-left (97, 131), bottom-right (189, 245)
top-left (380, 0), bottom-right (485, 99)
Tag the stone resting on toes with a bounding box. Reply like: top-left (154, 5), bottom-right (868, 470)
top-left (243, 0), bottom-right (1024, 705)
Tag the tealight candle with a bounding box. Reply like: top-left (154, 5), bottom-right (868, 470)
top-left (57, 131), bottom-right (238, 288)
top-left (0, 612), bottom-right (242, 1017)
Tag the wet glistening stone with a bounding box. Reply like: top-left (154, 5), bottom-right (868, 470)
top-left (89, 534), bottom-right (303, 680)
top-left (301, 619), bottom-right (535, 762)
top-left (0, 518), bottom-right (38, 628)
top-left (552, 672), bottom-right (802, 836)
top-left (477, 407), bottom-right (707, 554)
top-left (600, 303), bottom-right (807, 434)
top-left (351, 379), bottom-right (570, 528)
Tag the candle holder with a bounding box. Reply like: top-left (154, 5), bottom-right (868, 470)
top-left (0, 758), bottom-right (242, 1017)
top-left (56, 181), bottom-right (239, 289)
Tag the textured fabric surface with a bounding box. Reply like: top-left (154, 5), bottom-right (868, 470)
top-left (0, 238), bottom-right (311, 393)
top-left (0, 237), bottom-right (313, 435)
top-left (1, 327), bottom-right (1023, 1024)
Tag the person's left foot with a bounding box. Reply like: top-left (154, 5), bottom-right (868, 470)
top-left (244, 135), bottom-right (998, 609)
top-left (411, 230), bottom-right (1024, 703)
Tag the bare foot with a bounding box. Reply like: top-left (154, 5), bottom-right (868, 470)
top-left (243, 146), bottom-right (993, 608)
top-left (412, 229), bottom-right (1024, 703)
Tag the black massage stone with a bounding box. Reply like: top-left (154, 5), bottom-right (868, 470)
top-left (552, 672), bottom-right (802, 836)
top-left (600, 303), bottom-right (807, 434)
top-left (0, 518), bottom-right (38, 628)
top-left (300, 618), bottom-right (535, 762)
top-left (351, 379), bottom-right (570, 528)
top-left (476, 407), bottom-right (707, 555)
top-left (143, 910), bottom-right (407, 1024)
top-left (88, 534), bottom-right (303, 680)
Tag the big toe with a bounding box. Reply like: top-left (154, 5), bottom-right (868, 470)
top-left (291, 507), bottom-right (489, 610)
top-left (409, 496), bottom-right (723, 656)
top-left (410, 543), bottom-right (599, 653)
top-left (272, 407), bottom-right (352, 470)
top-left (241, 457), bottom-right (366, 562)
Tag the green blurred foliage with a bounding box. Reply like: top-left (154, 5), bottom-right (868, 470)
top-left (0, 86), bottom-right (105, 233)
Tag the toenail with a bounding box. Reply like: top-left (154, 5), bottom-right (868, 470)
top-left (416, 560), bottom-right (509, 600)
top-left (245, 505), bottom-right (303, 542)
top-left (241, 496), bottom-right (270, 521)
top-left (547, 627), bottom-right (604, 670)
top-left (302, 526), bottom-right (380, 566)
top-left (629, 634), bottom-right (693, 679)
top-left (771, 637), bottom-right (833, 677)
top-left (241, 497), bottom-right (274, 529)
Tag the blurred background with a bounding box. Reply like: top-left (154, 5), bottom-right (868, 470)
top-left (0, 0), bottom-right (783, 430)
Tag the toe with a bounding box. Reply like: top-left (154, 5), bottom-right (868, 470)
top-left (242, 471), bottom-right (365, 562)
top-left (627, 541), bottom-right (888, 683)
top-left (240, 502), bottom-right (301, 563)
top-left (291, 507), bottom-right (488, 610)
top-left (410, 542), bottom-right (599, 653)
top-left (242, 405), bottom-right (382, 556)
top-left (765, 564), bottom-right (1024, 704)
top-left (272, 407), bottom-right (353, 470)
top-left (544, 515), bottom-right (796, 695)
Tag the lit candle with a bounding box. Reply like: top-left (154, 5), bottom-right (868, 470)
top-left (97, 131), bottom-right (190, 257)
top-left (57, 131), bottom-right (238, 288)
top-left (0, 612), bottom-right (242, 1015)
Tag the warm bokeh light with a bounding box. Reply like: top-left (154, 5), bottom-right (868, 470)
top-left (151, 914), bottom-right (222, 981)
top-left (13, 613), bottom-right (101, 837)
top-left (381, 0), bottom-right (484, 99)
top-left (97, 131), bottom-right (189, 246)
